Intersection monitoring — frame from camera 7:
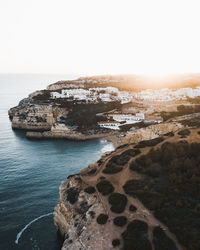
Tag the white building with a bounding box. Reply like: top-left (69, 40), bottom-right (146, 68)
top-left (108, 113), bottom-right (145, 124)
top-left (133, 87), bottom-right (200, 101)
top-left (97, 121), bottom-right (121, 130)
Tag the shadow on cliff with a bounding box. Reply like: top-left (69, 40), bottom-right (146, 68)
top-left (12, 129), bottom-right (27, 139)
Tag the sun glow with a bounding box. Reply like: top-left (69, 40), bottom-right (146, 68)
top-left (0, 0), bottom-right (200, 76)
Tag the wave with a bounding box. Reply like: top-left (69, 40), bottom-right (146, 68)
top-left (15, 212), bottom-right (53, 244)
top-left (99, 138), bottom-right (107, 144)
top-left (101, 143), bottom-right (114, 153)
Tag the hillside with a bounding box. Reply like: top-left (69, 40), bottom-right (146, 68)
top-left (8, 75), bottom-right (200, 142)
top-left (54, 127), bottom-right (200, 250)
top-left (48, 74), bottom-right (200, 91)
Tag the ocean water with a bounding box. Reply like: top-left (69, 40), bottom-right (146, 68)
top-left (0, 74), bottom-right (114, 250)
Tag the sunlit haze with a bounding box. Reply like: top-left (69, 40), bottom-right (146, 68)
top-left (1, 0), bottom-right (200, 75)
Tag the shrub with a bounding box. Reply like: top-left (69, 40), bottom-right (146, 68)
top-left (108, 193), bottom-right (128, 213)
top-left (135, 137), bottom-right (164, 148)
top-left (96, 180), bottom-right (114, 195)
top-left (128, 140), bottom-right (200, 249)
top-left (103, 164), bottom-right (123, 174)
top-left (129, 204), bottom-right (137, 212)
top-left (164, 132), bottom-right (174, 137)
top-left (96, 214), bottom-right (108, 224)
top-left (67, 188), bottom-right (79, 204)
top-left (122, 220), bottom-right (152, 250)
top-left (112, 239), bottom-right (121, 247)
top-left (178, 129), bottom-right (191, 136)
top-left (153, 227), bottom-right (177, 250)
top-left (84, 186), bottom-right (96, 194)
top-left (113, 216), bottom-right (127, 227)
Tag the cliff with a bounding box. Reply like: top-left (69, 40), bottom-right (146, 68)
top-left (8, 75), bottom-right (200, 141)
top-left (9, 98), bottom-right (58, 131)
top-left (54, 126), bottom-right (200, 250)
top-left (8, 79), bottom-right (123, 139)
top-left (122, 122), bottom-right (183, 144)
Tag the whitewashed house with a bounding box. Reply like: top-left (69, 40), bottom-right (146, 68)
top-left (97, 121), bottom-right (121, 130)
top-left (99, 93), bottom-right (112, 102)
top-left (51, 92), bottom-right (62, 99)
top-left (108, 113), bottom-right (145, 124)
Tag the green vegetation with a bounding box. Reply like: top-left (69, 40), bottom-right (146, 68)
top-left (65, 102), bottom-right (122, 130)
top-left (134, 137), bottom-right (164, 148)
top-left (120, 121), bottom-right (151, 132)
top-left (153, 227), bottom-right (177, 250)
top-left (122, 220), bottom-right (152, 250)
top-left (84, 186), bottom-right (96, 194)
top-left (103, 149), bottom-right (141, 174)
top-left (178, 129), bottom-right (191, 137)
top-left (96, 180), bottom-right (114, 195)
top-left (129, 204), bottom-right (137, 212)
top-left (66, 188), bottom-right (80, 204)
top-left (96, 214), bottom-right (108, 224)
top-left (85, 167), bottom-right (97, 175)
top-left (113, 216), bottom-right (127, 227)
top-left (32, 90), bottom-right (51, 102)
top-left (180, 118), bottom-right (200, 127)
top-left (161, 104), bottom-right (200, 121)
top-left (108, 193), bottom-right (127, 213)
top-left (103, 165), bottom-right (123, 174)
top-left (127, 141), bottom-right (200, 250)
top-left (164, 131), bottom-right (174, 137)
top-left (112, 239), bottom-right (121, 247)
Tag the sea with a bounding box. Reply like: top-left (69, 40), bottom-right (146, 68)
top-left (0, 74), bottom-right (114, 250)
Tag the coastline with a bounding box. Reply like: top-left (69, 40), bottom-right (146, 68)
top-left (54, 127), bottom-right (198, 250)
top-left (26, 130), bottom-right (122, 147)
top-left (104, 134), bottom-right (123, 148)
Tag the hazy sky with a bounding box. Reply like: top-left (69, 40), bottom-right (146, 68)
top-left (1, 0), bottom-right (200, 75)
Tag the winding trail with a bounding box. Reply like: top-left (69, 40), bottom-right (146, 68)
top-left (15, 212), bottom-right (53, 244)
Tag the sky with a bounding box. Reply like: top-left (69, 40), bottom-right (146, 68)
top-left (0, 0), bottom-right (200, 75)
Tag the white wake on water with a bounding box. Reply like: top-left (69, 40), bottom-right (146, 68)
top-left (101, 143), bottom-right (114, 153)
top-left (15, 212), bottom-right (53, 244)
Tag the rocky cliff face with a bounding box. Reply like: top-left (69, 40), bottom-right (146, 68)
top-left (122, 122), bottom-right (183, 144)
top-left (8, 97), bottom-right (66, 131)
top-left (9, 77), bottom-right (200, 142)
top-left (54, 127), bottom-right (200, 250)
top-left (8, 79), bottom-right (122, 139)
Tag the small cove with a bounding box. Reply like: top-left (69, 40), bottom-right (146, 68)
top-left (0, 74), bottom-right (114, 250)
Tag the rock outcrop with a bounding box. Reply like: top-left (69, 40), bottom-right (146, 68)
top-left (8, 97), bottom-right (66, 131)
top-left (9, 76), bottom-right (200, 142)
top-left (54, 127), bottom-right (200, 250)
top-left (122, 122), bottom-right (183, 144)
top-left (26, 130), bottom-right (115, 140)
top-left (8, 79), bottom-right (122, 140)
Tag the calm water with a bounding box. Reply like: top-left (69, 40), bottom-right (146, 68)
top-left (0, 74), bottom-right (114, 250)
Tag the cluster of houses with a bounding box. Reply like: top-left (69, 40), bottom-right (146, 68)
top-left (50, 85), bottom-right (200, 105)
top-left (133, 87), bottom-right (200, 101)
top-left (49, 85), bottom-right (200, 131)
top-left (50, 87), bottom-right (133, 104)
top-left (97, 113), bottom-right (163, 130)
